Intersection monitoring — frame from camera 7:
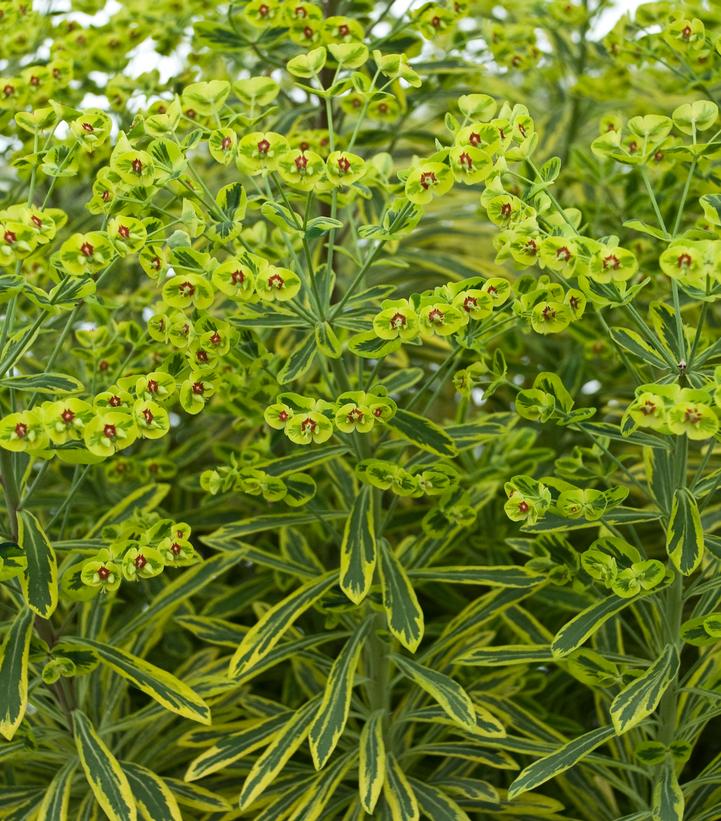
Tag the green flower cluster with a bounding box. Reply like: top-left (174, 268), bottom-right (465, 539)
top-left (624, 382), bottom-right (721, 441)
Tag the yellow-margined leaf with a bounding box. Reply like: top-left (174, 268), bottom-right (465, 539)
top-left (238, 697), bottom-right (321, 811)
top-left (383, 753), bottom-right (419, 821)
top-left (86, 483), bottom-right (170, 537)
top-left (72, 709), bottom-right (137, 821)
top-left (379, 540), bottom-right (423, 652)
top-left (18, 510), bottom-right (58, 618)
top-left (457, 644), bottom-right (552, 666)
top-left (72, 637), bottom-right (210, 724)
top-left (410, 779), bottom-right (471, 821)
top-left (122, 762), bottom-right (182, 821)
top-left (667, 487), bottom-right (704, 575)
top-left (412, 743), bottom-right (516, 769)
top-left (164, 778), bottom-right (231, 812)
top-left (35, 760), bottom-right (76, 819)
top-left (185, 712), bottom-right (291, 781)
top-left (652, 759), bottom-right (684, 821)
top-left (359, 710), bottom-right (386, 814)
top-left (309, 620), bottom-right (371, 769)
top-left (229, 573), bottom-right (336, 677)
top-left (551, 595), bottom-right (637, 658)
top-left (610, 644), bottom-right (679, 734)
top-left (385, 408), bottom-right (458, 457)
top-left (290, 752), bottom-right (356, 821)
top-left (390, 653), bottom-right (476, 731)
top-left (508, 725), bottom-right (615, 798)
top-left (339, 486), bottom-right (376, 605)
top-left (0, 607), bottom-right (32, 741)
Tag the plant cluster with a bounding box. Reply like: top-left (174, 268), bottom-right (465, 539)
top-left (5, 1), bottom-right (721, 820)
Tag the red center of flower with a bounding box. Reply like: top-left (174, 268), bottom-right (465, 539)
top-left (378, 103), bottom-right (388, 114)
top-left (569, 295), bottom-right (579, 310)
top-left (542, 304), bottom-right (556, 320)
top-left (428, 307), bottom-right (445, 323)
top-left (677, 253), bottom-right (692, 269)
top-left (463, 295), bottom-right (477, 312)
top-left (347, 407), bottom-right (364, 423)
top-left (131, 158), bottom-right (143, 174)
top-left (458, 151), bottom-right (473, 168)
top-left (257, 138), bottom-right (270, 155)
top-left (30, 75), bottom-right (39, 86)
top-left (641, 400), bottom-right (656, 416)
top-left (268, 273), bottom-right (285, 289)
top-left (179, 281), bottom-right (195, 297)
top-left (390, 312), bottom-right (406, 329)
top-left (210, 331), bottom-right (222, 345)
top-left (373, 407), bottom-right (383, 417)
top-left (231, 269), bottom-right (245, 285)
top-left (117, 224), bottom-right (130, 239)
top-left (525, 239), bottom-right (538, 255)
top-left (80, 241), bottom-right (94, 257)
top-left (151, 256), bottom-right (161, 270)
top-left (654, 151), bottom-right (664, 162)
top-left (602, 254), bottom-right (620, 270)
top-left (684, 407), bottom-right (702, 424)
top-left (469, 132), bottom-right (481, 146)
top-left (279, 409), bottom-right (289, 421)
top-left (295, 6), bottom-right (307, 17)
top-left (142, 408), bottom-right (154, 424)
top-left (628, 141), bottom-right (638, 154)
top-left (102, 190), bottom-right (111, 202)
top-left (221, 136), bottom-right (232, 150)
top-left (303, 25), bottom-right (314, 39)
top-left (556, 246), bottom-right (572, 262)
top-left (61, 408), bottom-right (75, 423)
top-left (300, 417), bottom-right (317, 433)
top-left (196, 349), bottom-right (209, 363)
top-left (98, 566), bottom-right (110, 580)
top-left (431, 15), bottom-right (441, 27)
top-left (134, 554), bottom-right (147, 569)
top-left (147, 379), bottom-right (159, 393)
top-left (682, 25), bottom-right (692, 40)
top-left (171, 542), bottom-right (182, 555)
top-left (500, 202), bottom-right (512, 218)
top-left (2, 84), bottom-right (14, 97)
top-left (103, 424), bottom-right (117, 439)
top-left (82, 122), bottom-right (94, 132)
top-left (192, 381), bottom-right (205, 395)
top-left (295, 154), bottom-right (309, 171)
top-left (419, 171), bottom-right (437, 190)
top-left (31, 214), bottom-right (42, 227)
top-left (338, 23), bottom-right (350, 36)
top-left (3, 230), bottom-right (16, 245)
top-left (186, 108), bottom-right (197, 119)
top-left (519, 501), bottom-right (529, 513)
top-left (14, 422), bottom-right (28, 438)
top-left (337, 155), bottom-right (352, 173)
top-left (109, 395), bottom-right (122, 407)
top-left (518, 123), bottom-right (527, 137)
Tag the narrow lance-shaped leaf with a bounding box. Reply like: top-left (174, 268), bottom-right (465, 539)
top-left (652, 759), bottom-right (684, 821)
top-left (71, 637), bottom-right (210, 724)
top-left (339, 485), bottom-right (376, 604)
top-left (409, 779), bottom-right (471, 821)
top-left (457, 644), bottom-right (553, 667)
top-left (229, 573), bottom-right (336, 677)
top-left (551, 594), bottom-right (637, 657)
top-left (390, 653), bottom-right (476, 731)
top-left (508, 725), bottom-right (616, 799)
top-left (238, 697), bottom-right (321, 811)
top-left (383, 753), bottom-right (419, 821)
top-left (0, 608), bottom-right (33, 741)
top-left (386, 408), bottom-right (458, 457)
top-left (379, 539), bottom-right (424, 653)
top-left (610, 644), bottom-right (679, 734)
top-left (18, 510), bottom-right (58, 618)
top-left (309, 620), bottom-right (371, 769)
top-left (667, 487), bottom-right (704, 575)
top-left (72, 710), bottom-right (137, 821)
top-left (122, 762), bottom-right (182, 821)
top-left (35, 761), bottom-right (76, 820)
top-left (359, 710), bottom-right (386, 814)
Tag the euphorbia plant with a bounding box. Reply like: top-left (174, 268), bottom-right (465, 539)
top-left (4, 1), bottom-right (721, 819)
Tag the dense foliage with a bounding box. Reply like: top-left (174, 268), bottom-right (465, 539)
top-left (4, 0), bottom-right (721, 818)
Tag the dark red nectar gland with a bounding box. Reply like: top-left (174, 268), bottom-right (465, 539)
top-left (419, 171), bottom-right (437, 190)
top-left (569, 295), bottom-right (580, 310)
top-left (294, 154), bottom-right (309, 171)
top-left (14, 422), bottom-right (28, 438)
top-left (300, 417), bottom-right (317, 433)
top-left (170, 542), bottom-right (182, 555)
top-left (682, 25), bottom-right (692, 40)
top-left (31, 215), bottom-right (42, 228)
top-left (500, 202), bottom-right (512, 218)
top-left (469, 132), bottom-right (481, 146)
top-left (142, 408), bottom-right (154, 424)
top-left (268, 273), bottom-right (285, 289)
top-left (303, 26), bottom-right (314, 39)
top-left (628, 141), bottom-right (638, 154)
top-left (3, 230), bottom-right (16, 245)
top-left (431, 15), bottom-right (441, 27)
top-left (102, 190), bottom-right (111, 202)
top-left (192, 382), bottom-right (205, 395)
top-left (463, 296), bottom-right (477, 312)
top-left (231, 269), bottom-right (245, 285)
top-left (196, 349), bottom-right (209, 364)
top-left (118, 224), bottom-right (130, 239)
top-left (525, 239), bottom-right (538, 256)
top-left (278, 409), bottom-right (288, 421)
top-left (347, 407), bottom-right (364, 424)
top-left (677, 253), bottom-right (692, 269)
top-left (98, 566), bottom-right (110, 580)
top-left (542, 305), bottom-right (556, 320)
top-left (210, 332), bottom-right (222, 346)
top-left (390, 312), bottom-right (407, 330)
top-left (134, 554), bottom-right (147, 569)
top-left (103, 424), bottom-right (117, 439)
top-left (295, 6), bottom-right (307, 17)
top-left (258, 3), bottom-right (269, 16)
top-left (458, 152), bottom-right (473, 168)
top-left (556, 246), bottom-right (572, 262)
top-left (61, 408), bottom-right (75, 423)
top-left (257, 138), bottom-right (270, 155)
top-left (373, 407), bottom-right (383, 417)
top-left (80, 241), bottom-right (94, 257)
top-left (428, 307), bottom-right (445, 323)
top-left (147, 379), bottom-right (159, 393)
top-left (337, 155), bottom-right (352, 174)
top-left (82, 122), bottom-right (94, 132)
top-left (684, 407), bottom-right (702, 425)
top-left (602, 254), bottom-right (620, 270)
top-left (2, 85), bottom-right (14, 97)
top-left (641, 400), bottom-right (656, 416)
top-left (519, 500), bottom-right (529, 513)
top-left (221, 136), bottom-right (232, 151)
top-left (131, 158), bottom-right (143, 174)
top-left (109, 395), bottom-right (122, 407)
top-left (338, 24), bottom-right (350, 37)
top-left (178, 281), bottom-right (196, 297)
top-left (152, 256), bottom-right (161, 270)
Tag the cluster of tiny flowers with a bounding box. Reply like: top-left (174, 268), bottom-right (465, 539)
top-left (624, 380), bottom-right (721, 441)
